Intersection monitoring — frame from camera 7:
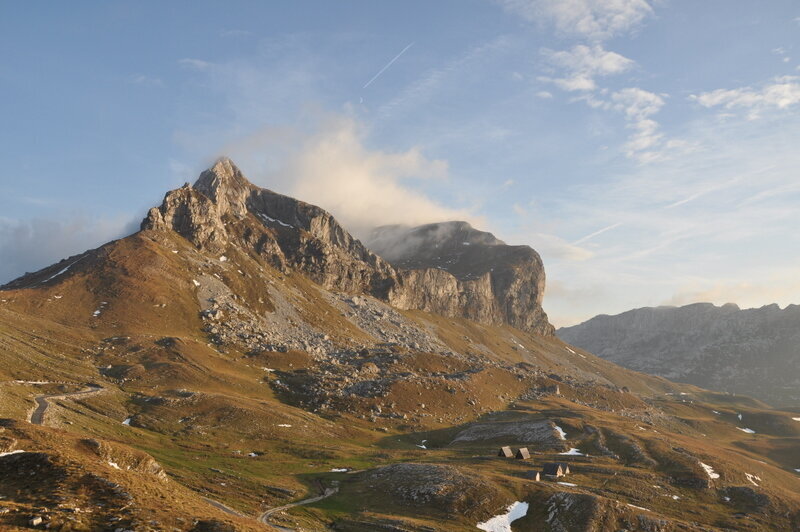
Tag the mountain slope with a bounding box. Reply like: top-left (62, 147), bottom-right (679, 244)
top-left (558, 302), bottom-right (800, 407)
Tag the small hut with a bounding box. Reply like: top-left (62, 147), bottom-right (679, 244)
top-left (542, 463), bottom-right (565, 477)
top-left (498, 446), bottom-right (514, 458)
top-left (524, 470), bottom-right (540, 481)
top-left (515, 447), bottom-right (531, 460)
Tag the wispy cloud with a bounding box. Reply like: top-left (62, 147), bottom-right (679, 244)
top-left (129, 74), bottom-right (164, 87)
top-left (497, 0), bottom-right (654, 41)
top-left (179, 58), bottom-right (214, 71)
top-left (540, 44), bottom-right (635, 91)
top-left (690, 75), bottom-right (800, 118)
top-left (572, 222), bottom-right (622, 245)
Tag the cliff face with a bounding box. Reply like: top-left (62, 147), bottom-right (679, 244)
top-left (142, 158), bottom-right (554, 335)
top-left (558, 302), bottom-right (800, 406)
top-left (368, 222), bottom-right (552, 335)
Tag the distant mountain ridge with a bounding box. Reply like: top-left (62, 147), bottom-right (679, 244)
top-left (558, 302), bottom-right (800, 407)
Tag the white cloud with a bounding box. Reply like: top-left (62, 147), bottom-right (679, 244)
top-left (541, 44), bottom-right (635, 92)
top-left (536, 90), bottom-right (553, 99)
top-left (690, 76), bottom-right (800, 118)
top-left (225, 115), bottom-right (480, 236)
top-left (498, 0), bottom-right (654, 40)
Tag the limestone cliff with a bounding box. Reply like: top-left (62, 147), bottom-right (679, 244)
top-left (142, 158), bottom-right (554, 335)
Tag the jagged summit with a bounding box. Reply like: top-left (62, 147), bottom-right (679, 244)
top-left (139, 158), bottom-right (554, 335)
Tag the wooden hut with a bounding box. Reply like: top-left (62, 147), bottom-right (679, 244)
top-left (515, 447), bottom-right (531, 460)
top-left (542, 463), bottom-right (565, 477)
top-left (498, 446), bottom-right (514, 458)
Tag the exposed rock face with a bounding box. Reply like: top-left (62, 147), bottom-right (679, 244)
top-left (558, 302), bottom-right (800, 406)
top-left (142, 158), bottom-right (554, 335)
top-left (369, 222), bottom-right (552, 335)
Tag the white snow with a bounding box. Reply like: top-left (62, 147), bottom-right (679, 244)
top-left (330, 468), bottom-right (349, 473)
top-left (258, 213), bottom-right (294, 228)
top-left (723, 496), bottom-right (731, 502)
top-left (671, 495), bottom-right (680, 500)
top-left (0, 450), bottom-right (26, 458)
top-left (192, 279), bottom-right (200, 287)
top-left (248, 452), bottom-right (258, 457)
top-left (108, 461), bottom-right (121, 469)
top-left (554, 425), bottom-right (567, 440)
top-left (171, 250), bottom-right (179, 254)
top-left (737, 413), bottom-right (742, 421)
top-left (219, 256), bottom-right (228, 262)
top-left (560, 448), bottom-right (583, 456)
top-left (627, 504), bottom-right (650, 511)
top-left (277, 424), bottom-right (292, 428)
top-left (700, 462), bottom-right (720, 479)
top-left (557, 482), bottom-right (577, 487)
top-left (92, 310), bottom-right (102, 317)
top-left (737, 427), bottom-right (756, 434)
top-left (792, 417), bottom-right (800, 422)
top-left (745, 473), bottom-right (761, 486)
top-left (122, 418), bottom-right (131, 426)
top-left (53, 295), bottom-right (62, 299)
top-left (13, 380), bottom-right (51, 385)
top-left (712, 410), bottom-right (720, 415)
top-left (476, 501), bottom-right (528, 532)
top-left (794, 468), bottom-right (800, 473)
top-left (41, 259), bottom-right (81, 283)
top-left (565, 346), bottom-right (576, 354)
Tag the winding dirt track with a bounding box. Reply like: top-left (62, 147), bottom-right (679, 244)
top-left (257, 487), bottom-right (339, 527)
top-left (28, 385), bottom-right (104, 425)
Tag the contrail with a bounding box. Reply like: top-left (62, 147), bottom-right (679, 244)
top-left (363, 42), bottom-right (415, 89)
top-left (572, 222), bottom-right (623, 245)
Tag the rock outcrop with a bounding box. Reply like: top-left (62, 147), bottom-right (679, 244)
top-left (142, 158), bottom-right (554, 335)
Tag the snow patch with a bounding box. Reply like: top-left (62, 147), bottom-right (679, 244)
top-left (276, 424), bottom-right (292, 428)
top-left (745, 473), bottom-right (761, 486)
top-left (700, 462), bottom-right (719, 479)
top-left (122, 418), bottom-right (131, 426)
top-left (557, 482), bottom-right (577, 487)
top-left (330, 468), bottom-right (349, 473)
top-left (108, 461), bottom-right (121, 469)
top-left (192, 279), bottom-right (200, 287)
top-left (41, 258), bottom-right (82, 283)
top-left (794, 468), bottom-right (800, 473)
top-left (476, 501), bottom-right (529, 532)
top-left (219, 256), bottom-right (228, 262)
top-left (737, 427), bottom-right (756, 434)
top-left (712, 410), bottom-right (720, 415)
top-left (554, 425), bottom-right (567, 440)
top-left (560, 448), bottom-right (583, 456)
top-left (258, 213), bottom-right (294, 228)
top-left (0, 450), bottom-right (26, 458)
top-left (737, 413), bottom-right (742, 421)
top-left (792, 417), bottom-right (800, 422)
top-left (627, 504), bottom-right (650, 511)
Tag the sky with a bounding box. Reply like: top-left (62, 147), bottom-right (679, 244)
top-left (1, 1), bottom-right (799, 327)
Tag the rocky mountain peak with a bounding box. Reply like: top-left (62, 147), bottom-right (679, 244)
top-left (140, 159), bottom-right (553, 335)
top-left (192, 157), bottom-right (255, 218)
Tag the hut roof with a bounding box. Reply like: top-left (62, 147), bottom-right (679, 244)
top-left (515, 447), bottom-right (531, 460)
top-left (542, 463), bottom-right (563, 476)
top-left (498, 446), bottom-right (513, 458)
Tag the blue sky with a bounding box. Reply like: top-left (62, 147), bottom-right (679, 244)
top-left (1, 1), bottom-right (799, 326)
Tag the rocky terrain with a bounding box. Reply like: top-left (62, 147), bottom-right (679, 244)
top-left (0, 159), bottom-right (798, 530)
top-left (558, 302), bottom-right (800, 407)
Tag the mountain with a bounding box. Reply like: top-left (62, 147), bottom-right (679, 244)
top-left (558, 302), bottom-right (800, 407)
top-left (1, 159), bottom-right (799, 531)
